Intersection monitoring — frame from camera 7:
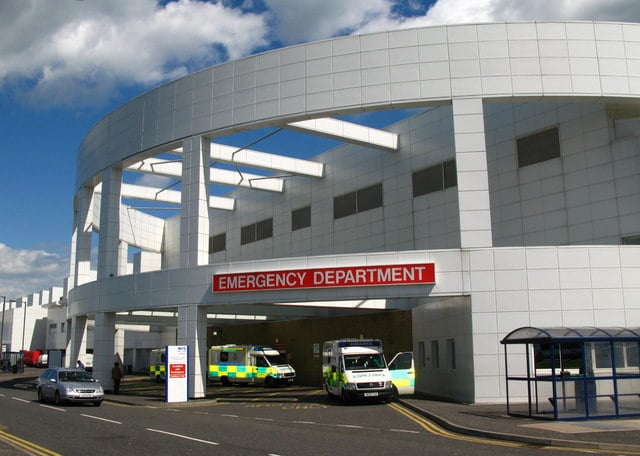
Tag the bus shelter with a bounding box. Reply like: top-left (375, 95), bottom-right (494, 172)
top-left (501, 327), bottom-right (640, 421)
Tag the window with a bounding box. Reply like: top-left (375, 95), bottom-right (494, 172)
top-left (334, 190), bottom-right (357, 219)
top-left (431, 340), bottom-right (440, 369)
top-left (48, 324), bottom-right (57, 334)
top-left (256, 218), bottom-right (273, 241)
top-left (517, 127), bottom-right (560, 168)
top-left (418, 341), bottom-right (426, 368)
top-left (357, 183), bottom-right (383, 213)
top-left (333, 183), bottom-right (383, 219)
top-left (241, 218), bottom-right (273, 245)
top-left (447, 339), bottom-right (456, 370)
top-left (241, 224), bottom-right (255, 245)
top-left (60, 322), bottom-right (65, 333)
top-left (209, 233), bottom-right (226, 253)
top-left (622, 235), bottom-right (640, 245)
top-left (412, 159), bottom-right (457, 197)
top-left (292, 206), bottom-right (311, 231)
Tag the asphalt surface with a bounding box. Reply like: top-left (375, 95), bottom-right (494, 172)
top-left (2, 368), bottom-right (640, 455)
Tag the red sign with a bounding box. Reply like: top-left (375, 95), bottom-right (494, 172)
top-left (213, 263), bottom-right (435, 293)
top-left (169, 364), bottom-right (186, 378)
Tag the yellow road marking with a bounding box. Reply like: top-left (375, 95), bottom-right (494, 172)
top-left (0, 430), bottom-right (61, 456)
top-left (388, 403), bottom-right (640, 454)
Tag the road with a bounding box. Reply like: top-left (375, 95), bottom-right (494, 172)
top-left (0, 380), bottom-right (594, 455)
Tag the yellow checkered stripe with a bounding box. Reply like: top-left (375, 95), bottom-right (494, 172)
top-left (323, 369), bottom-right (346, 388)
top-left (209, 364), bottom-right (276, 379)
top-left (150, 365), bottom-right (165, 375)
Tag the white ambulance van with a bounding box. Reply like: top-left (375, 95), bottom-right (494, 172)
top-left (208, 345), bottom-right (296, 387)
top-left (322, 339), bottom-right (393, 403)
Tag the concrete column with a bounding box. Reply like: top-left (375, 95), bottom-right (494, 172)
top-left (70, 186), bottom-right (94, 288)
top-left (118, 241), bottom-right (129, 276)
top-left (452, 98), bottom-right (493, 248)
top-left (66, 315), bottom-right (88, 368)
top-left (98, 167), bottom-right (122, 280)
top-left (177, 305), bottom-right (207, 399)
top-left (93, 312), bottom-right (116, 392)
top-left (180, 136), bottom-right (210, 268)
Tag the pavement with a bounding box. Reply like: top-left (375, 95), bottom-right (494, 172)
top-left (2, 368), bottom-right (640, 454)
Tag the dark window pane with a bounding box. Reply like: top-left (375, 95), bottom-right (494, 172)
top-left (443, 159), bottom-right (457, 189)
top-left (334, 191), bottom-right (357, 219)
top-left (209, 233), bottom-right (226, 253)
top-left (357, 183), bottom-right (383, 212)
top-left (517, 127), bottom-right (560, 168)
top-left (412, 164), bottom-right (444, 197)
top-left (292, 206), bottom-right (311, 231)
top-left (241, 224), bottom-right (255, 245)
top-left (622, 235), bottom-right (640, 245)
top-left (256, 218), bottom-right (273, 240)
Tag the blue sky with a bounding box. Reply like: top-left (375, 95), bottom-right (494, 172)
top-left (1, 0), bottom-right (638, 299)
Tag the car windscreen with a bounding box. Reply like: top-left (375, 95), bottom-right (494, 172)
top-left (59, 371), bottom-right (96, 382)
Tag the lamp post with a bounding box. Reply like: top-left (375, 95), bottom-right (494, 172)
top-left (0, 296), bottom-right (5, 355)
top-left (21, 298), bottom-right (27, 352)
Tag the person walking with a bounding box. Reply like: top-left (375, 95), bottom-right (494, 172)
top-left (111, 362), bottom-right (124, 394)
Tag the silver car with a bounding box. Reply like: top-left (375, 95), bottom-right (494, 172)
top-left (37, 367), bottom-right (104, 406)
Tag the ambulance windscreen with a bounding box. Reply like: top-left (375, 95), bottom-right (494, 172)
top-left (343, 354), bottom-right (386, 370)
top-left (265, 354), bottom-right (287, 366)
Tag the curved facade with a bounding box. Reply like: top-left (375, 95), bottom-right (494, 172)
top-left (68, 21), bottom-right (640, 403)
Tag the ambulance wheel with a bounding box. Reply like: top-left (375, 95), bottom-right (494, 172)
top-left (221, 376), bottom-right (230, 386)
top-left (264, 377), bottom-right (275, 388)
top-left (392, 385), bottom-right (399, 401)
top-left (155, 375), bottom-right (162, 383)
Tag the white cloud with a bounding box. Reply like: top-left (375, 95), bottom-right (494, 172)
top-left (0, 243), bottom-right (68, 300)
top-left (264, 0), bottom-right (391, 44)
top-left (4, 0), bottom-right (640, 108)
top-left (264, 0), bottom-right (640, 42)
top-left (0, 0), bottom-right (268, 107)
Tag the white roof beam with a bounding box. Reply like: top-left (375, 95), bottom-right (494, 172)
top-left (286, 118), bottom-right (398, 151)
top-left (127, 158), bottom-right (284, 192)
top-left (96, 183), bottom-right (235, 211)
top-left (210, 143), bottom-right (324, 177)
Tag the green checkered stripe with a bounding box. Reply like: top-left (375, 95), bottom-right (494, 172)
top-left (209, 364), bottom-right (276, 379)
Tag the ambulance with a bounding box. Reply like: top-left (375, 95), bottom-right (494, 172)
top-left (208, 345), bottom-right (296, 387)
top-left (322, 339), bottom-right (394, 403)
top-left (149, 348), bottom-right (166, 382)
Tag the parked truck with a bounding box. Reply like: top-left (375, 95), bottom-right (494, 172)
top-left (208, 345), bottom-right (295, 387)
top-left (322, 339), bottom-right (394, 403)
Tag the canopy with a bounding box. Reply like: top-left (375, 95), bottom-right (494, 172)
top-left (501, 326), bottom-right (640, 344)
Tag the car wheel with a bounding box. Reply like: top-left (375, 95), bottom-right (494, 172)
top-left (93, 401), bottom-right (102, 407)
top-left (37, 388), bottom-right (45, 403)
top-left (54, 391), bottom-right (62, 406)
